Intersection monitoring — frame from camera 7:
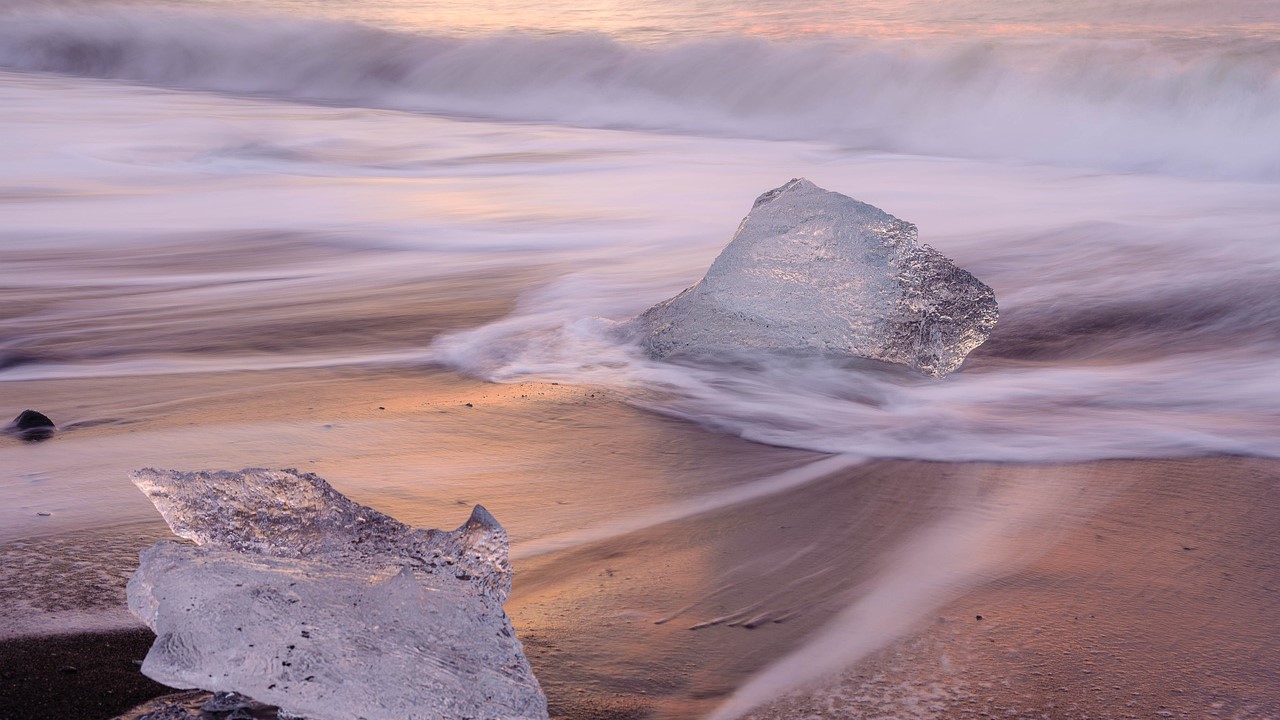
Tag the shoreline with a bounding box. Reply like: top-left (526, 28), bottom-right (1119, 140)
top-left (3, 454), bottom-right (1276, 719)
top-left (2, 358), bottom-right (1276, 720)
top-left (3, 7), bottom-right (1278, 717)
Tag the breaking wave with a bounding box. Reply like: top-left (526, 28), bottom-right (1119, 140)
top-left (1, 6), bottom-right (1279, 179)
top-left (430, 221), bottom-right (1280, 464)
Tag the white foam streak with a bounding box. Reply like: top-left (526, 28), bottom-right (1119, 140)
top-left (432, 309), bottom-right (1280, 464)
top-left (431, 208), bottom-right (1280, 464)
top-left (512, 454), bottom-right (864, 561)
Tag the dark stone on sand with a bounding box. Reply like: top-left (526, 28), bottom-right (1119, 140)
top-left (976, 615), bottom-right (984, 621)
top-left (6, 409), bottom-right (56, 442)
top-left (12, 409), bottom-right (54, 430)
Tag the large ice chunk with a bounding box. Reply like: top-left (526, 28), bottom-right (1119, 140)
top-left (627, 178), bottom-right (998, 376)
top-left (126, 468), bottom-right (547, 720)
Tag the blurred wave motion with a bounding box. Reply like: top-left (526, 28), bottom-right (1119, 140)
top-left (1, 5), bottom-right (1278, 178)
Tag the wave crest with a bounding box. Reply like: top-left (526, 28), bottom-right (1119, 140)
top-left (2, 8), bottom-right (1278, 178)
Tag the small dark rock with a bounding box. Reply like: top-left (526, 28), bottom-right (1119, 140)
top-left (60, 665), bottom-right (78, 674)
top-left (464, 402), bottom-right (473, 408)
top-left (6, 409), bottom-right (56, 442)
top-left (975, 615), bottom-right (984, 621)
top-left (37, 511), bottom-right (51, 517)
top-left (12, 409), bottom-right (54, 430)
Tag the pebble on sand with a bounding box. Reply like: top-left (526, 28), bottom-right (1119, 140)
top-left (6, 409), bottom-right (57, 442)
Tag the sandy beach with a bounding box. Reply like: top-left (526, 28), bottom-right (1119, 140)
top-left (4, 1), bottom-right (1280, 716)
top-left (3, 366), bottom-right (1276, 719)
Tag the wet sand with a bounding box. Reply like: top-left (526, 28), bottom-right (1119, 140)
top-left (1, 368), bottom-right (1277, 720)
top-left (0, 629), bottom-right (167, 720)
top-left (743, 457), bottom-right (1280, 720)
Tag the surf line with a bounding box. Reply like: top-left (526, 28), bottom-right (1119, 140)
top-left (511, 453), bottom-right (865, 561)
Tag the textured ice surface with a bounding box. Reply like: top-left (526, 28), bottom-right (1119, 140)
top-left (628, 178), bottom-right (998, 376)
top-left (126, 468), bottom-right (547, 720)
top-left (129, 467), bottom-right (511, 599)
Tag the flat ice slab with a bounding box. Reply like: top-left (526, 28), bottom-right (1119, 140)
top-left (127, 468), bottom-right (548, 720)
top-left (627, 178), bottom-right (998, 376)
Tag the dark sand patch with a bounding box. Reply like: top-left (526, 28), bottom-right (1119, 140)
top-left (0, 629), bottom-right (167, 720)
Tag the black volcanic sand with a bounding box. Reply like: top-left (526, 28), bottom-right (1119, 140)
top-left (0, 629), bottom-right (169, 720)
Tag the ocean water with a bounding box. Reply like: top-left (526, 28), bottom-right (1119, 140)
top-left (3, 0), bottom-right (1278, 461)
top-left (1, 1), bottom-right (1278, 715)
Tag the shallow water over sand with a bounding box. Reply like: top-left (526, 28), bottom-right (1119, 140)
top-left (3, 71), bottom-right (1279, 470)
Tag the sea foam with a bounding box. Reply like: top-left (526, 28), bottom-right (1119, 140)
top-left (1, 7), bottom-right (1278, 179)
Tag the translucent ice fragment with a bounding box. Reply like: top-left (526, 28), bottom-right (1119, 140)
top-left (130, 468), bottom-right (511, 599)
top-left (126, 468), bottom-right (547, 720)
top-left (626, 178), bottom-right (998, 376)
